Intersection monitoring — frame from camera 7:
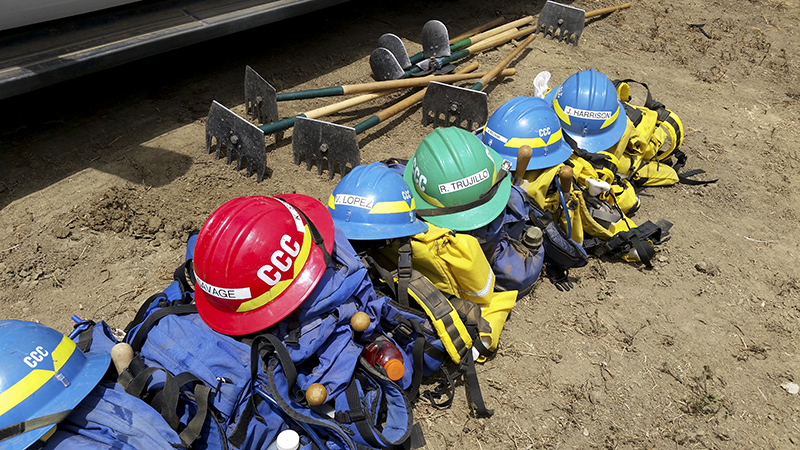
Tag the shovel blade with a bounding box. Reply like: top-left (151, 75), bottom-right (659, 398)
top-left (206, 100), bottom-right (268, 182)
top-left (378, 33), bottom-right (412, 69)
top-left (536, 0), bottom-right (586, 46)
top-left (244, 65), bottom-right (279, 124)
top-left (421, 81), bottom-right (488, 131)
top-left (370, 47), bottom-right (406, 81)
top-left (422, 20), bottom-right (451, 58)
top-left (292, 117), bottom-right (360, 180)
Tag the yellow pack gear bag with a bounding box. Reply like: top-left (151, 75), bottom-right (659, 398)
top-left (522, 157), bottom-right (658, 265)
top-left (605, 115), bottom-right (638, 163)
top-left (377, 223), bottom-right (518, 362)
top-left (364, 257), bottom-right (477, 366)
top-left (607, 177), bottom-right (640, 214)
top-left (630, 160), bottom-right (680, 187)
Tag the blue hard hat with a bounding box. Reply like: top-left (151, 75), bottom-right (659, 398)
top-left (481, 96), bottom-right (573, 170)
top-left (328, 162), bottom-right (428, 240)
top-left (0, 320), bottom-right (110, 449)
top-left (545, 68), bottom-right (627, 153)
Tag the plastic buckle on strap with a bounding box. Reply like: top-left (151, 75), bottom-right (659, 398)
top-left (336, 407), bottom-right (368, 424)
top-left (398, 253), bottom-right (412, 277)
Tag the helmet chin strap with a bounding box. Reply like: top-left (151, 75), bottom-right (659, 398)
top-left (276, 198), bottom-right (332, 267)
top-left (415, 160), bottom-right (511, 217)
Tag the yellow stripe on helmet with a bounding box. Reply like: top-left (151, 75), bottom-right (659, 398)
top-left (553, 99), bottom-right (571, 126)
top-left (506, 129), bottom-right (564, 149)
top-left (369, 199), bottom-right (414, 214)
top-left (236, 225), bottom-right (313, 312)
top-left (416, 188), bottom-right (445, 208)
top-left (0, 336), bottom-right (77, 415)
top-left (327, 194), bottom-right (335, 210)
top-left (600, 105), bottom-right (620, 130)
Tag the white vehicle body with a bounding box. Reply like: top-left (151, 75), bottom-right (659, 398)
top-left (0, 0), bottom-right (142, 31)
top-left (0, 0), bottom-right (350, 100)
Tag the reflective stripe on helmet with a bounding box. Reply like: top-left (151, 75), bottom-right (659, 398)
top-left (235, 223), bottom-right (313, 313)
top-left (506, 128), bottom-right (564, 149)
top-left (195, 275), bottom-right (252, 300)
top-left (0, 336), bottom-right (76, 415)
top-left (368, 199), bottom-right (414, 214)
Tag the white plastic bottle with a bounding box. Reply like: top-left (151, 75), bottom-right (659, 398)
top-left (266, 429), bottom-right (300, 450)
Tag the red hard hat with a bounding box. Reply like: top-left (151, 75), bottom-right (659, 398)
top-left (193, 194), bottom-right (335, 335)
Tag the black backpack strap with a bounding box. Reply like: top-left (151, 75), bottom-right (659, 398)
top-left (0, 411), bottom-right (72, 443)
top-left (338, 361), bottom-right (413, 449)
top-left (160, 372), bottom-right (212, 447)
top-left (277, 198), bottom-right (332, 267)
top-left (255, 334), bottom-right (356, 450)
top-left (396, 238), bottom-right (413, 307)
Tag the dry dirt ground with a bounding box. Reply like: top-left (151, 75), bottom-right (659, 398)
top-left (2, 0), bottom-right (800, 448)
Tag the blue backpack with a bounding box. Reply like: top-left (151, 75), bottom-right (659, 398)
top-left (120, 231), bottom-right (418, 450)
top-left (250, 229), bottom-right (418, 449)
top-left (37, 380), bottom-right (185, 450)
top-left (467, 185), bottom-right (546, 298)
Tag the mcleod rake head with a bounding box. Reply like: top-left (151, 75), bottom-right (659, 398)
top-left (421, 81), bottom-right (488, 131)
top-left (244, 65), bottom-right (279, 124)
top-left (206, 101), bottom-right (267, 182)
top-left (292, 117), bottom-right (360, 180)
top-left (536, 0), bottom-right (586, 45)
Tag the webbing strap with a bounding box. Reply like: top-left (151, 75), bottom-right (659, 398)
top-left (396, 239), bottom-right (412, 307)
top-left (416, 163), bottom-right (510, 217)
top-left (343, 371), bottom-right (384, 448)
top-left (159, 372), bottom-right (210, 446)
top-left (461, 349), bottom-right (493, 417)
top-left (263, 358), bottom-right (354, 450)
top-left (423, 366), bottom-right (455, 409)
top-left (0, 410), bottom-right (72, 442)
top-left (278, 198), bottom-right (332, 267)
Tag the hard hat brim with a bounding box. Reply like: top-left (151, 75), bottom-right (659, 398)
top-left (332, 217), bottom-right (428, 240)
top-left (5, 349), bottom-right (110, 450)
top-left (404, 150), bottom-right (512, 232)
top-left (194, 194), bottom-right (335, 335)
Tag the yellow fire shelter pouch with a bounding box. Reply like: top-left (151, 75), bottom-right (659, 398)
top-left (378, 223), bottom-right (517, 363)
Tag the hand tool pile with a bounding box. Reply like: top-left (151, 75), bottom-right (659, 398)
top-left (204, 2), bottom-right (628, 181)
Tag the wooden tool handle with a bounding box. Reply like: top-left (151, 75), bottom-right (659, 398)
top-left (477, 30), bottom-right (536, 88)
top-left (585, 3), bottom-right (631, 19)
top-left (466, 26), bottom-right (530, 54)
top-left (350, 312), bottom-right (371, 332)
top-left (558, 165), bottom-right (574, 194)
top-left (305, 383), bottom-right (327, 406)
top-left (515, 145), bottom-right (533, 182)
top-left (361, 62), bottom-right (480, 132)
top-left (450, 16), bottom-right (507, 43)
top-left (111, 342), bottom-right (134, 375)
top-left (461, 16), bottom-right (534, 46)
top-left (342, 66), bottom-right (512, 95)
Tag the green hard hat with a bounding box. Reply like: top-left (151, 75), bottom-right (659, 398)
top-left (403, 127), bottom-right (512, 231)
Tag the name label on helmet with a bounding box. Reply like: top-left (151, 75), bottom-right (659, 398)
top-left (334, 194), bottom-right (374, 210)
top-left (484, 126), bottom-right (507, 144)
top-left (563, 106), bottom-right (612, 120)
top-left (23, 346), bottom-right (49, 368)
top-left (196, 275), bottom-right (253, 300)
top-left (439, 169), bottom-right (490, 194)
top-left (256, 234), bottom-right (302, 286)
